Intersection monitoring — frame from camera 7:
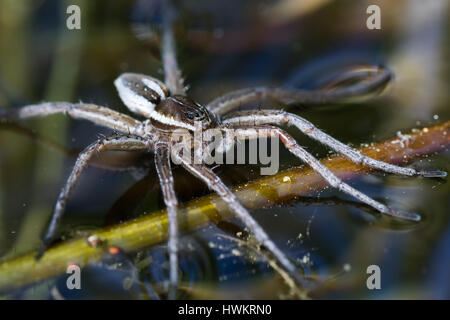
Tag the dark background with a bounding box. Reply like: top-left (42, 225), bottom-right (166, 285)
top-left (0, 0), bottom-right (448, 299)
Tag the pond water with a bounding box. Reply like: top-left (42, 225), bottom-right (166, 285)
top-left (0, 0), bottom-right (448, 299)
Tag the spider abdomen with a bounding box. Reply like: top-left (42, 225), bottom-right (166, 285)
top-left (114, 73), bottom-right (169, 118)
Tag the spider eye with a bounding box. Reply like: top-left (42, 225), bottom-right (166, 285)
top-left (187, 110), bottom-right (205, 121)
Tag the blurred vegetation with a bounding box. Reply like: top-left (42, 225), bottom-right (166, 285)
top-left (0, 0), bottom-right (448, 299)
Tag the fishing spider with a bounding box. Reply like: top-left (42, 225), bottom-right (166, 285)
top-left (0, 6), bottom-right (446, 299)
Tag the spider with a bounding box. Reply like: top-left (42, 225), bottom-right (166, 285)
top-left (0, 5), bottom-right (446, 299)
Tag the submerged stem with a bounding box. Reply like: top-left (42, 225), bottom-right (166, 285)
top-left (0, 121), bottom-right (448, 293)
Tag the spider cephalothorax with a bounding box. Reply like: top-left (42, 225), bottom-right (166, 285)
top-left (0, 4), bottom-right (446, 300)
top-left (115, 73), bottom-right (219, 134)
top-left (154, 95), bottom-right (218, 130)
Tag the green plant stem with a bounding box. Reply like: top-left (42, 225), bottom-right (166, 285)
top-left (0, 121), bottom-right (448, 293)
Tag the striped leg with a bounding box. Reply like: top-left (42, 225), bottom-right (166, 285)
top-left (207, 65), bottom-right (392, 115)
top-left (154, 144), bottom-right (179, 299)
top-left (36, 135), bottom-right (149, 259)
top-left (174, 153), bottom-right (308, 287)
top-left (224, 110), bottom-right (446, 178)
top-left (232, 125), bottom-right (424, 221)
top-left (0, 102), bottom-right (143, 135)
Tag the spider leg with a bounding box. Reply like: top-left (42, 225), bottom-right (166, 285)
top-left (232, 125), bottom-right (422, 221)
top-left (0, 102), bottom-right (144, 135)
top-left (154, 143), bottom-right (179, 300)
top-left (223, 110), bottom-right (447, 179)
top-left (207, 65), bottom-right (392, 115)
top-left (173, 153), bottom-right (308, 288)
top-left (36, 135), bottom-right (149, 259)
top-left (161, 1), bottom-right (185, 95)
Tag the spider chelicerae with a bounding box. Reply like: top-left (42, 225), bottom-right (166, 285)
top-left (0, 6), bottom-right (446, 299)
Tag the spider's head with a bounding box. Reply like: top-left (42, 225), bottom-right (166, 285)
top-left (150, 95), bottom-right (219, 132)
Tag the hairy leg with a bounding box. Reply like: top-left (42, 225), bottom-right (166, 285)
top-left (174, 154), bottom-right (307, 287)
top-left (161, 1), bottom-right (185, 96)
top-left (231, 125), bottom-right (423, 221)
top-left (207, 65), bottom-right (392, 115)
top-left (154, 144), bottom-right (179, 299)
top-left (223, 110), bottom-right (446, 178)
top-left (0, 102), bottom-right (144, 135)
top-left (36, 135), bottom-right (149, 259)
